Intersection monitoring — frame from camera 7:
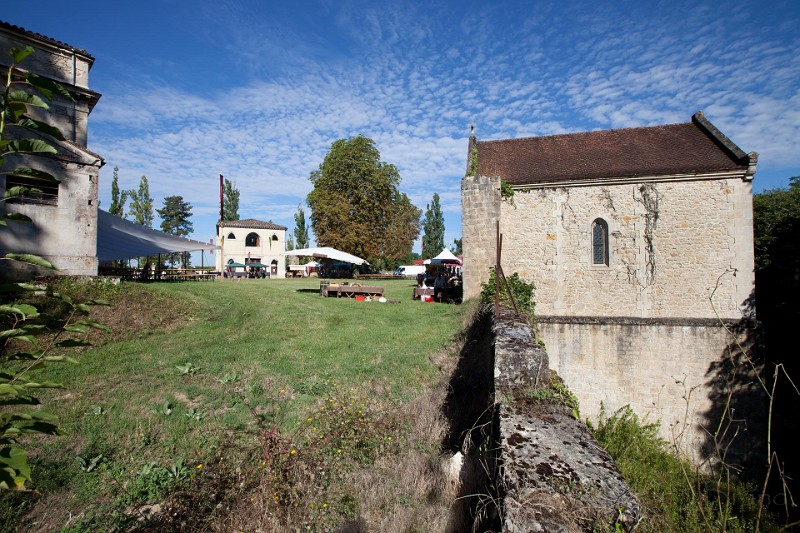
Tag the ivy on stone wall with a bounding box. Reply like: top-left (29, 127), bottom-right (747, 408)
top-left (465, 147), bottom-right (478, 177)
top-left (635, 184), bottom-right (660, 286)
top-left (500, 180), bottom-right (515, 204)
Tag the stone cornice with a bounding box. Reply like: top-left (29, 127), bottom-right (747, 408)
top-left (506, 169), bottom-right (752, 190)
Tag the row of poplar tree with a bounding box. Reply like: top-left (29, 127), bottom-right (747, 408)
top-left (106, 167), bottom-right (240, 269)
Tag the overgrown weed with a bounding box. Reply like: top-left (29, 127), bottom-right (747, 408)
top-left (593, 406), bottom-right (780, 532)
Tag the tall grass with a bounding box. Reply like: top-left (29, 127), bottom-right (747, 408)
top-left (1, 278), bottom-right (468, 531)
top-left (593, 406), bottom-right (779, 532)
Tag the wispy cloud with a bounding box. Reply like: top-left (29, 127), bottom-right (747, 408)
top-left (81, 0), bottom-right (799, 245)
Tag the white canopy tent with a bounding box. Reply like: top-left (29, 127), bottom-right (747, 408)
top-left (430, 249), bottom-right (461, 264)
top-left (96, 209), bottom-right (219, 261)
top-left (281, 247), bottom-right (369, 266)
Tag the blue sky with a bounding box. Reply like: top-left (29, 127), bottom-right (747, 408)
top-left (4, 0), bottom-right (799, 255)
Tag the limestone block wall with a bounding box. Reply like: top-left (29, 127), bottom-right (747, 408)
top-left (0, 25), bottom-right (101, 278)
top-left (540, 318), bottom-right (764, 465)
top-left (461, 175), bottom-right (501, 299)
top-left (0, 28), bottom-right (96, 145)
top-left (499, 178), bottom-right (754, 320)
top-left (0, 157), bottom-right (101, 278)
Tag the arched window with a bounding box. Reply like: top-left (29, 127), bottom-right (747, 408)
top-left (271, 234), bottom-right (279, 241)
top-left (227, 232), bottom-right (236, 240)
top-left (245, 232), bottom-right (260, 247)
top-left (592, 218), bottom-right (609, 266)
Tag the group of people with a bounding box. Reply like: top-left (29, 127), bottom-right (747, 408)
top-left (417, 266), bottom-right (463, 303)
top-left (223, 266), bottom-right (268, 278)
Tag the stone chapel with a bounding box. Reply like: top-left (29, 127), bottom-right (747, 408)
top-left (462, 112), bottom-right (760, 463)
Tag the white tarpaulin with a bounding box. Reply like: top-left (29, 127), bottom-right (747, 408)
top-left (431, 249), bottom-right (461, 264)
top-left (281, 247), bottom-right (368, 265)
top-left (96, 209), bottom-right (219, 260)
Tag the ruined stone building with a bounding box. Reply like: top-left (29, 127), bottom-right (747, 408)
top-left (0, 21), bottom-right (104, 277)
top-left (462, 112), bottom-right (759, 461)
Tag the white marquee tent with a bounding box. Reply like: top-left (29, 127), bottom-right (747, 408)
top-left (96, 209), bottom-right (219, 261)
top-left (281, 247), bottom-right (368, 265)
top-left (430, 248), bottom-right (461, 264)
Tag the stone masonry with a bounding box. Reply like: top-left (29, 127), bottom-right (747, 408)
top-left (462, 174), bottom-right (500, 299)
top-left (0, 21), bottom-right (103, 278)
top-left (494, 309), bottom-right (640, 532)
top-left (461, 115), bottom-right (761, 468)
top-left (499, 179), bottom-right (754, 320)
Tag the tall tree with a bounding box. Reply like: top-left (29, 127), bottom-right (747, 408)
top-left (109, 165), bottom-right (126, 217)
top-left (126, 176), bottom-right (153, 227)
top-left (307, 136), bottom-right (421, 262)
top-left (222, 178), bottom-right (240, 221)
top-left (753, 176), bottom-right (800, 324)
top-left (158, 195), bottom-right (194, 268)
top-left (294, 205), bottom-right (310, 250)
top-left (421, 193), bottom-right (445, 259)
top-left (753, 177), bottom-right (800, 271)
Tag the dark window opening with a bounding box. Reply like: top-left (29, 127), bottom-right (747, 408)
top-left (245, 232), bottom-right (260, 247)
top-left (227, 232), bottom-right (236, 240)
top-left (271, 234), bottom-right (279, 241)
top-left (592, 218), bottom-right (609, 266)
top-left (5, 176), bottom-right (59, 206)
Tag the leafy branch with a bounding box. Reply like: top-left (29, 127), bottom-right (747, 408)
top-left (1, 46), bottom-right (109, 490)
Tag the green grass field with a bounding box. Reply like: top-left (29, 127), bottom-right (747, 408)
top-left (2, 278), bottom-right (471, 531)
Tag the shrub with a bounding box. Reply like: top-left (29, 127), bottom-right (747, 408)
top-left (480, 268), bottom-right (536, 315)
top-left (593, 406), bottom-right (779, 532)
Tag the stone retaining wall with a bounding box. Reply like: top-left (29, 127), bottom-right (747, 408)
top-left (539, 316), bottom-right (765, 471)
top-left (493, 309), bottom-right (640, 531)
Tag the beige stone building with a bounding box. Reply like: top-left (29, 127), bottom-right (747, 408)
top-left (462, 112), bottom-right (760, 464)
top-left (216, 219), bottom-right (287, 277)
top-left (0, 21), bottom-right (103, 278)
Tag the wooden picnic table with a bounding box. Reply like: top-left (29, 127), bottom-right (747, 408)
top-left (161, 270), bottom-right (216, 281)
top-left (355, 274), bottom-right (398, 280)
top-left (320, 281), bottom-right (384, 298)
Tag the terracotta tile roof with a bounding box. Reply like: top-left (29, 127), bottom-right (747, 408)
top-left (219, 218), bottom-right (287, 231)
top-left (476, 113), bottom-right (753, 185)
top-left (0, 20), bottom-right (93, 59)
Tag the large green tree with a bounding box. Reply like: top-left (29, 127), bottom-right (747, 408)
top-left (753, 177), bottom-right (799, 271)
top-left (157, 195), bottom-right (194, 268)
top-left (126, 176), bottom-right (153, 227)
top-left (753, 178), bottom-right (800, 502)
top-left (109, 165), bottom-right (125, 217)
top-left (307, 136), bottom-right (421, 262)
top-left (421, 192), bottom-right (445, 259)
top-left (753, 176), bottom-right (800, 324)
top-left (222, 178), bottom-right (240, 222)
